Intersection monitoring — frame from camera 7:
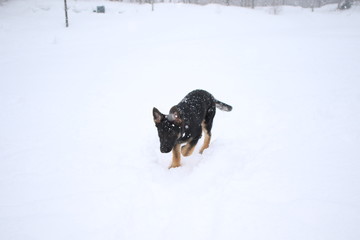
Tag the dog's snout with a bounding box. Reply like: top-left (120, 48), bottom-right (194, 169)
top-left (160, 146), bottom-right (172, 153)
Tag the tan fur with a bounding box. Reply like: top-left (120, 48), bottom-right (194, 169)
top-left (169, 144), bottom-right (181, 169)
top-left (181, 139), bottom-right (196, 156)
top-left (199, 121), bottom-right (211, 154)
top-left (170, 122), bottom-right (212, 168)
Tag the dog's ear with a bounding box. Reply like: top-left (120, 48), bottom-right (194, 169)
top-left (153, 107), bottom-right (164, 124)
top-left (169, 106), bottom-right (183, 125)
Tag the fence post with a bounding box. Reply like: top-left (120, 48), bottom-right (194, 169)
top-left (64, 0), bottom-right (69, 27)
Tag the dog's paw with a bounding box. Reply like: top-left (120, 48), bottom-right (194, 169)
top-left (199, 143), bottom-right (209, 154)
top-left (181, 144), bottom-right (195, 157)
top-left (168, 163), bottom-right (181, 169)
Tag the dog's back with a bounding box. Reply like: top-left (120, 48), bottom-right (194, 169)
top-left (175, 89), bottom-right (232, 120)
top-left (175, 89), bottom-right (215, 126)
top-left (170, 89), bottom-right (232, 144)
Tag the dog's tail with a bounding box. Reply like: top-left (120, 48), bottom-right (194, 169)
top-left (215, 99), bottom-right (233, 112)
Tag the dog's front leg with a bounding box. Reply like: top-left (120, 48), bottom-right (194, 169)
top-left (181, 138), bottom-right (199, 157)
top-left (169, 144), bottom-right (181, 169)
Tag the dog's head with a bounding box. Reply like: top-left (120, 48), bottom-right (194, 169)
top-left (153, 107), bottom-right (183, 153)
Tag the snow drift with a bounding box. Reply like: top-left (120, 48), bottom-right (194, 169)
top-left (0, 1), bottom-right (360, 240)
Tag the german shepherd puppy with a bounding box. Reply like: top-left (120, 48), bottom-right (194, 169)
top-left (153, 89), bottom-right (232, 168)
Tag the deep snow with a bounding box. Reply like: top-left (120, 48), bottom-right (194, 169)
top-left (1, 1), bottom-right (360, 240)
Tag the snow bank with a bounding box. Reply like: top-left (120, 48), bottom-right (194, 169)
top-left (1, 1), bottom-right (360, 240)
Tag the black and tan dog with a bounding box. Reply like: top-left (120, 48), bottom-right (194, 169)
top-left (153, 89), bottom-right (232, 168)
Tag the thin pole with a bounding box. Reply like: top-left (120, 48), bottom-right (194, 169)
top-left (64, 0), bottom-right (69, 27)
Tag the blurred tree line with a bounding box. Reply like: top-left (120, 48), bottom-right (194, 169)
top-left (109, 0), bottom-right (346, 8)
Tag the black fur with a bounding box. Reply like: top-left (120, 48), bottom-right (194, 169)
top-left (153, 89), bottom-right (232, 168)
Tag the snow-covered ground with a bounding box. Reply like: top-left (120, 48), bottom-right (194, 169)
top-left (1, 0), bottom-right (360, 239)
